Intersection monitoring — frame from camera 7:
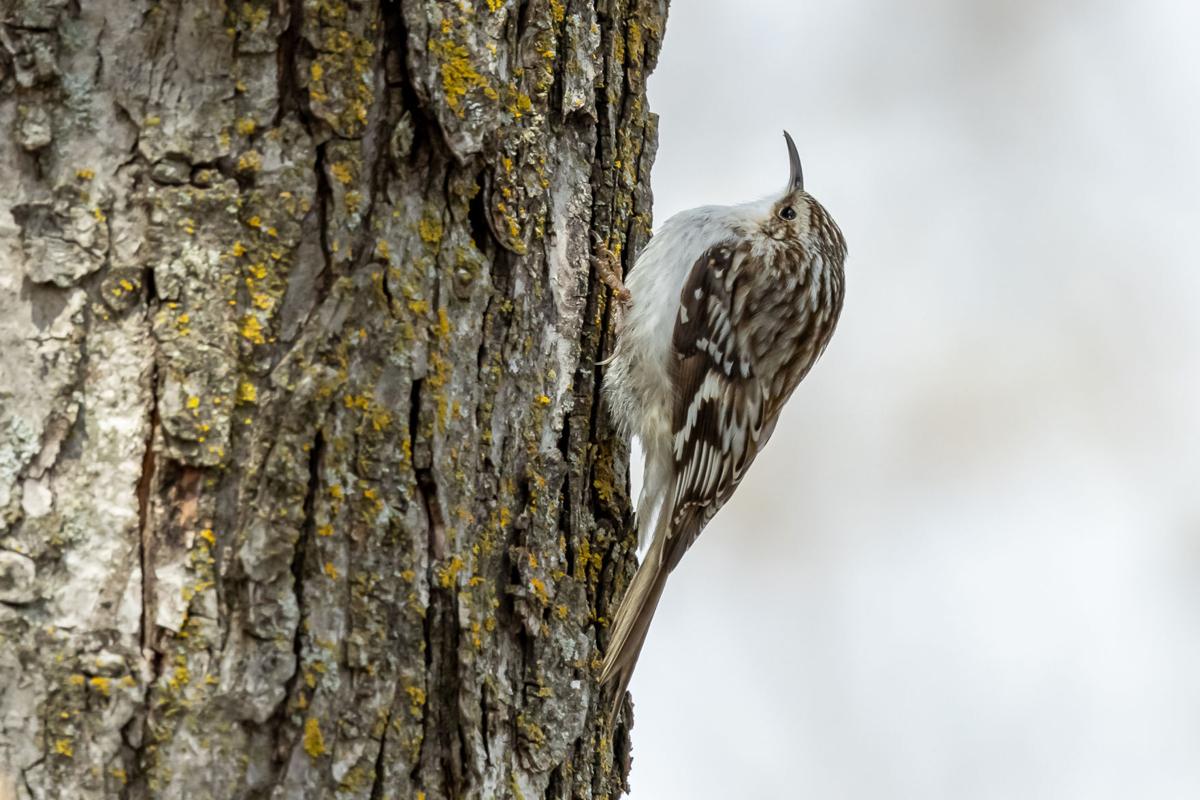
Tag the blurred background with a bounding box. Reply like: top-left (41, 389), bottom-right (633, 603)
top-left (629, 1), bottom-right (1200, 797)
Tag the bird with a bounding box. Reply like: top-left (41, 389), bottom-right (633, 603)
top-left (595, 130), bottom-right (847, 725)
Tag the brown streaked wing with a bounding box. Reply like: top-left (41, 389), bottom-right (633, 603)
top-left (664, 241), bottom-right (771, 572)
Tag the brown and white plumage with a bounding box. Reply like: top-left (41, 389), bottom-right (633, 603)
top-left (600, 132), bottom-right (847, 723)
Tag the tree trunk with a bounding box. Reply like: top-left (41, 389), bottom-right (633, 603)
top-left (0, 1), bottom-right (664, 797)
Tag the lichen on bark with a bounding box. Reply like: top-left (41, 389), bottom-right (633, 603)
top-left (0, 1), bottom-right (666, 798)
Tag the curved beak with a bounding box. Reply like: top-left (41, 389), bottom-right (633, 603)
top-left (783, 130), bottom-right (804, 192)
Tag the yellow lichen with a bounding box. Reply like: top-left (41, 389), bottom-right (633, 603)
top-left (240, 315), bottom-right (266, 344)
top-left (438, 556), bottom-right (464, 588)
top-left (199, 528), bottom-right (217, 545)
top-left (508, 93), bottom-right (533, 118)
top-left (237, 150), bottom-right (262, 173)
top-left (329, 161), bottom-right (355, 185)
top-left (167, 664), bottom-right (190, 691)
top-left (405, 685), bottom-right (426, 715)
top-left (530, 577), bottom-right (549, 604)
top-left (88, 676), bottom-right (111, 696)
top-left (186, 396), bottom-right (200, 410)
top-left (323, 561), bottom-right (339, 580)
top-left (431, 37), bottom-right (490, 111)
top-left (54, 738), bottom-right (74, 758)
top-left (303, 717), bottom-right (326, 758)
top-left (76, 168), bottom-right (95, 181)
top-left (627, 20), bottom-right (643, 65)
top-left (236, 118), bottom-right (257, 136)
top-left (238, 382), bottom-right (258, 403)
top-left (418, 215), bottom-right (443, 245)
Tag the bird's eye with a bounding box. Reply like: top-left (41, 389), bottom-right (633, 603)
top-left (779, 206), bottom-right (797, 221)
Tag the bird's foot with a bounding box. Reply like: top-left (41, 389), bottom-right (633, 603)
top-left (592, 235), bottom-right (632, 305)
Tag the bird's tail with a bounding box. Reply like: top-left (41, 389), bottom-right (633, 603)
top-left (599, 503), bottom-right (672, 727)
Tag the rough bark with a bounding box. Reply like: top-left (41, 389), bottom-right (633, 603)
top-left (0, 1), bottom-right (664, 797)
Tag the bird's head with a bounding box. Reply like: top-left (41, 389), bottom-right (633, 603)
top-left (759, 131), bottom-right (844, 257)
top-left (760, 130), bottom-right (811, 238)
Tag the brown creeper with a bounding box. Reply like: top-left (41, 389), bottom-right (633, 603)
top-left (600, 131), bottom-right (847, 721)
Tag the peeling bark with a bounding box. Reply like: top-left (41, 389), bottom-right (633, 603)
top-left (0, 1), bottom-right (665, 797)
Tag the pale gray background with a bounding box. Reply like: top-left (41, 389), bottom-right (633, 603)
top-left (628, 1), bottom-right (1200, 797)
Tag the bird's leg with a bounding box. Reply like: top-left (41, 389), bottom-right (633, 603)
top-left (592, 234), bottom-right (632, 305)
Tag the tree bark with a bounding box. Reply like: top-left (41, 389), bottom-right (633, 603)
top-left (0, 1), bottom-right (664, 797)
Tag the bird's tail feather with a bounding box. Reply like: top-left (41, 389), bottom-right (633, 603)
top-left (600, 505), bottom-right (672, 727)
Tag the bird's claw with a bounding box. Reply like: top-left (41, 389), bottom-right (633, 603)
top-left (592, 234), bottom-right (632, 305)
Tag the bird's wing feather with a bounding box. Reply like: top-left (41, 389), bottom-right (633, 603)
top-left (664, 241), bottom-right (774, 571)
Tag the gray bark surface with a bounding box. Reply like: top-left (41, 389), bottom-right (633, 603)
top-left (0, 1), bottom-right (665, 797)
